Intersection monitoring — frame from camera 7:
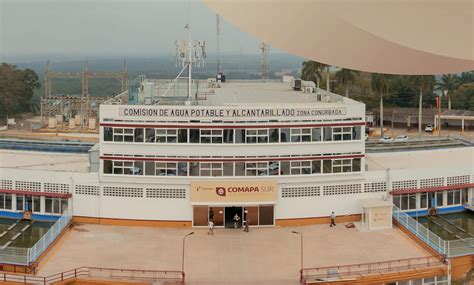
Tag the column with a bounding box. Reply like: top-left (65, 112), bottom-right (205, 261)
top-left (461, 118), bottom-right (465, 133)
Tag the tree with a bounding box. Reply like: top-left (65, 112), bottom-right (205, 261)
top-left (0, 63), bottom-right (40, 117)
top-left (436, 74), bottom-right (458, 109)
top-left (301, 61), bottom-right (326, 88)
top-left (408, 75), bottom-right (436, 135)
top-left (371, 73), bottom-right (390, 136)
top-left (335, 68), bottom-right (359, 97)
top-left (457, 71), bottom-right (474, 85)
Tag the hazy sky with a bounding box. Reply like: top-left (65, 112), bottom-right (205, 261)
top-left (0, 0), bottom-right (275, 59)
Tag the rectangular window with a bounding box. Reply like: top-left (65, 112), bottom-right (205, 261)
top-left (352, 158), bottom-right (361, 172)
top-left (393, 195), bottom-right (401, 208)
top-left (200, 129), bottom-right (223, 144)
top-left (235, 162), bottom-right (245, 176)
top-left (290, 128), bottom-right (311, 142)
top-left (312, 160), bottom-right (321, 174)
top-left (155, 162), bottom-right (177, 176)
top-left (223, 163), bottom-right (234, 176)
top-left (436, 192), bottom-right (443, 207)
top-left (223, 129), bottom-right (234, 143)
top-left (16, 195), bottom-right (24, 211)
top-left (200, 162), bottom-right (223, 176)
top-left (134, 128), bottom-right (144, 142)
top-left (269, 129), bottom-right (279, 143)
top-left (178, 129), bottom-right (188, 143)
top-left (290, 160), bottom-right (312, 175)
top-left (189, 129), bottom-right (200, 143)
top-left (269, 161), bottom-right (279, 175)
top-left (103, 127), bottom-right (113, 141)
top-left (446, 190), bottom-right (461, 205)
top-left (280, 161), bottom-right (290, 175)
top-left (245, 162), bottom-right (268, 176)
top-left (420, 193), bottom-right (428, 209)
top-left (352, 126), bottom-right (361, 140)
top-left (323, 127), bottom-right (332, 141)
top-left (145, 128), bottom-right (155, 142)
top-left (312, 128), bottom-right (322, 141)
top-left (45, 197), bottom-right (66, 214)
top-left (332, 159), bottom-right (352, 173)
top-left (155, 129), bottom-right (178, 143)
top-left (178, 162), bottom-right (188, 176)
top-left (332, 127), bottom-right (352, 141)
top-left (33, 196), bottom-right (41, 213)
top-left (235, 129), bottom-right (245, 143)
top-left (113, 128), bottom-right (134, 142)
top-left (322, 160), bottom-right (332, 173)
top-left (280, 129), bottom-right (290, 142)
top-left (246, 129), bottom-right (269, 143)
top-left (112, 160), bottom-right (135, 175)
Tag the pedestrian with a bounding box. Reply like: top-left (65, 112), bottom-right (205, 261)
top-left (330, 211), bottom-right (336, 227)
top-left (243, 219), bottom-right (250, 232)
top-left (207, 219), bottom-right (214, 235)
top-left (209, 208), bottom-right (214, 221)
top-left (233, 213), bottom-right (241, 229)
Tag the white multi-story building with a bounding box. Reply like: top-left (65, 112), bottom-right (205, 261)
top-left (0, 80), bottom-right (472, 228)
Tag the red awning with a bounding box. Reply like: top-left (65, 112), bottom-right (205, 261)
top-left (0, 189), bottom-right (72, 198)
top-left (390, 183), bottom-right (474, 195)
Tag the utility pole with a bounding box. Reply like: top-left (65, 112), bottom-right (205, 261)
top-left (216, 14), bottom-right (221, 76)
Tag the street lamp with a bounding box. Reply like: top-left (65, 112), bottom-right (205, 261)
top-left (292, 231), bottom-right (303, 282)
top-left (182, 232), bottom-right (194, 279)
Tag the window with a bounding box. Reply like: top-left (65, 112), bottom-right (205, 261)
top-left (332, 127), bottom-right (352, 141)
top-left (45, 197), bottom-right (67, 215)
top-left (290, 128), bottom-right (311, 142)
top-left (246, 162), bottom-right (268, 176)
top-left (16, 195), bottom-right (24, 211)
top-left (280, 129), bottom-right (290, 142)
top-left (200, 163), bottom-right (223, 176)
top-left (332, 159), bottom-right (352, 173)
top-left (112, 160), bottom-right (142, 175)
top-left (269, 161), bottom-right (279, 175)
top-left (352, 158), bottom-right (361, 172)
top-left (155, 162), bottom-right (177, 176)
top-left (290, 161), bottom-right (312, 175)
top-left (436, 192), bottom-right (444, 207)
top-left (246, 129), bottom-right (268, 143)
top-left (420, 193), bottom-right (428, 209)
top-left (396, 194), bottom-right (417, 211)
top-left (447, 190), bottom-right (461, 206)
top-left (155, 129), bottom-right (177, 143)
top-left (352, 126), bottom-right (361, 140)
top-left (312, 160), bottom-right (321, 174)
top-left (103, 160), bottom-right (113, 174)
top-left (178, 129), bottom-right (188, 143)
top-left (322, 160), bottom-right (332, 173)
top-left (323, 127), bottom-right (332, 141)
top-left (134, 128), bottom-right (144, 142)
top-left (178, 162), bottom-right (188, 176)
top-left (103, 127), bottom-right (113, 141)
top-left (200, 129), bottom-right (223, 143)
top-left (145, 128), bottom-right (155, 142)
top-left (223, 163), bottom-right (234, 176)
top-left (269, 129), bottom-right (279, 143)
top-left (189, 129), bottom-right (200, 143)
top-left (113, 128), bottom-right (134, 142)
top-left (312, 128), bottom-right (322, 141)
top-left (223, 129), bottom-right (234, 143)
top-left (0, 194), bottom-right (12, 210)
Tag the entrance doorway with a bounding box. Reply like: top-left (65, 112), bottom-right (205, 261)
top-left (225, 206), bottom-right (243, 228)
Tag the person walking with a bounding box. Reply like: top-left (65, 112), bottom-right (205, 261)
top-left (233, 213), bottom-right (241, 229)
top-left (207, 219), bottom-right (214, 235)
top-left (243, 219), bottom-right (250, 232)
top-left (330, 211), bottom-right (336, 227)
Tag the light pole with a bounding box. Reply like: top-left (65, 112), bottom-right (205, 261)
top-left (292, 231), bottom-right (303, 282)
top-left (182, 232), bottom-right (194, 280)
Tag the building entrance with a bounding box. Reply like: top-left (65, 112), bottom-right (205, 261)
top-left (224, 206), bottom-right (243, 228)
top-left (192, 205), bottom-right (275, 227)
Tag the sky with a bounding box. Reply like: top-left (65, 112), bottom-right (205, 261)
top-left (0, 0), bottom-right (277, 60)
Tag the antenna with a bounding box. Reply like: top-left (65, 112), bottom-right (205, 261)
top-left (216, 14), bottom-right (221, 75)
top-left (260, 42), bottom-right (270, 81)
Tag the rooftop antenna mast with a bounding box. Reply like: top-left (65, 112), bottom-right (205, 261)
top-left (160, 24), bottom-right (206, 101)
top-left (260, 42), bottom-right (270, 81)
top-left (216, 14), bottom-right (221, 75)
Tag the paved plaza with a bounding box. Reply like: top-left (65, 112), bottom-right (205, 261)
top-left (38, 223), bottom-right (429, 284)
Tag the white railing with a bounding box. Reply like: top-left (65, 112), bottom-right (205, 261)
top-left (27, 212), bottom-right (72, 264)
top-left (393, 206), bottom-right (474, 257)
top-left (393, 206), bottom-right (447, 254)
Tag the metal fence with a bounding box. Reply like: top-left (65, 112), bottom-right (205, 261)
top-left (28, 212), bottom-right (72, 263)
top-left (0, 212), bottom-right (71, 266)
top-left (393, 206), bottom-right (474, 257)
top-left (0, 267), bottom-right (184, 284)
top-left (301, 256), bottom-right (445, 284)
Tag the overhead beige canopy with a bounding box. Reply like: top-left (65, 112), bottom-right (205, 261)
top-left (204, 0), bottom-right (473, 75)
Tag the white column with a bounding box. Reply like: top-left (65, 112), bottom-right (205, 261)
top-left (40, 196), bottom-right (46, 214)
top-left (12, 194), bottom-right (17, 211)
top-left (461, 118), bottom-right (465, 132)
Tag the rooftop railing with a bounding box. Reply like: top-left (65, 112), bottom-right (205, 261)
top-left (301, 256), bottom-right (445, 284)
top-left (0, 267), bottom-right (184, 284)
top-left (393, 206), bottom-right (474, 257)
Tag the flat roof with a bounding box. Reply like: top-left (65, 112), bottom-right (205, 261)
top-left (39, 223), bottom-right (430, 283)
top-left (0, 150), bottom-right (89, 173)
top-left (366, 146), bottom-right (474, 171)
top-left (200, 81), bottom-right (360, 106)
